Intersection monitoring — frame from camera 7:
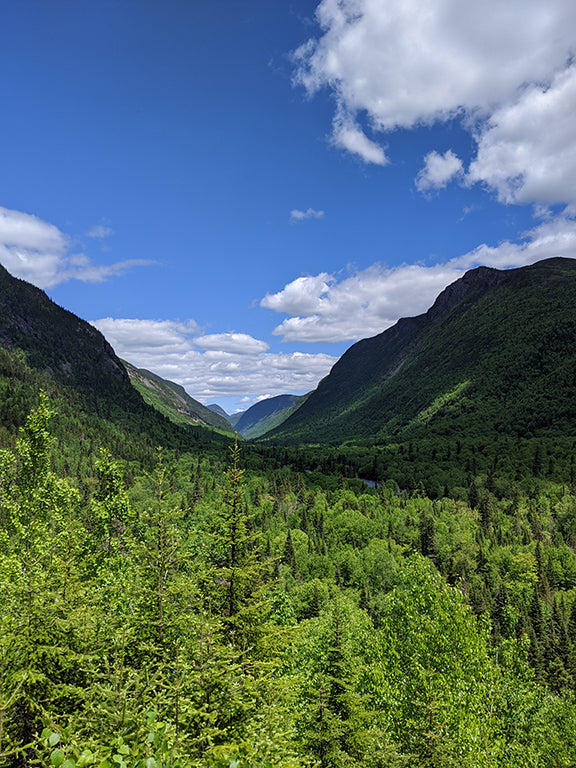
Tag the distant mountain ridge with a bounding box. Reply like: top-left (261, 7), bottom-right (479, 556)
top-left (266, 257), bottom-right (576, 444)
top-left (234, 394), bottom-right (303, 439)
top-left (207, 403), bottom-right (231, 422)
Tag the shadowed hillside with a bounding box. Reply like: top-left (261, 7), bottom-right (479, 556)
top-left (266, 258), bottom-right (576, 444)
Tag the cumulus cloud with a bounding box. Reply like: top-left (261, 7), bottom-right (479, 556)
top-left (467, 64), bottom-right (576, 207)
top-left (0, 206), bottom-right (150, 288)
top-left (296, 0), bottom-right (576, 127)
top-left (262, 217), bottom-right (576, 343)
top-left (262, 273), bottom-right (333, 316)
top-left (416, 150), bottom-right (463, 192)
top-left (294, 0), bottom-right (576, 207)
top-left (290, 208), bottom-right (325, 222)
top-left (91, 317), bottom-right (337, 401)
top-left (452, 217), bottom-right (576, 270)
top-left (262, 264), bottom-right (460, 343)
top-left (193, 333), bottom-right (269, 355)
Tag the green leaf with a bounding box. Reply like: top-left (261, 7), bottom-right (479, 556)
top-left (49, 732), bottom-right (62, 746)
top-left (63, 760), bottom-right (77, 768)
top-left (51, 749), bottom-right (65, 767)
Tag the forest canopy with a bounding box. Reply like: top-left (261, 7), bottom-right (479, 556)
top-left (1, 388), bottom-right (576, 767)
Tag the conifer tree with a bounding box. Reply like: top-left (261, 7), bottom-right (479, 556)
top-left (0, 394), bottom-right (87, 766)
top-left (204, 439), bottom-right (271, 647)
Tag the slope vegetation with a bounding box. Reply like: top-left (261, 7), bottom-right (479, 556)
top-left (124, 362), bottom-right (234, 434)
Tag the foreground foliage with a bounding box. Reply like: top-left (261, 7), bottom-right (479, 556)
top-left (1, 395), bottom-right (576, 766)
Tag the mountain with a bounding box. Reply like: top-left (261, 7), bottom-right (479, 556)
top-left (265, 257), bottom-right (576, 445)
top-left (0, 263), bottom-right (231, 452)
top-left (207, 403), bottom-right (232, 422)
top-left (124, 362), bottom-right (234, 434)
top-left (228, 411), bottom-right (244, 427)
top-left (0, 263), bottom-right (131, 399)
top-left (234, 394), bottom-right (303, 439)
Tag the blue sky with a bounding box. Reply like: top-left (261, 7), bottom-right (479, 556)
top-left (1, 1), bottom-right (575, 412)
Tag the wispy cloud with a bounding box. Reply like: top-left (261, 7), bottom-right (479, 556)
top-left (0, 207), bottom-right (151, 289)
top-left (290, 207), bottom-right (325, 222)
top-left (331, 108), bottom-right (387, 166)
top-left (87, 223), bottom-right (114, 239)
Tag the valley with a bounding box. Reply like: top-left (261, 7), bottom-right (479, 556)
top-left (1, 259), bottom-right (576, 766)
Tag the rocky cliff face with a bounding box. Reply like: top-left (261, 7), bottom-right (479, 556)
top-left (426, 266), bottom-right (507, 323)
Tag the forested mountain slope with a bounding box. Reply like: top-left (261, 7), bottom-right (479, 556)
top-left (0, 263), bottom-right (130, 398)
top-left (0, 264), bottom-right (230, 452)
top-left (267, 257), bottom-right (576, 444)
top-left (123, 361), bottom-right (234, 434)
top-left (207, 402), bottom-right (232, 422)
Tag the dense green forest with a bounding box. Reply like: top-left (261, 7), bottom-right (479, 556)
top-left (2, 353), bottom-right (576, 766)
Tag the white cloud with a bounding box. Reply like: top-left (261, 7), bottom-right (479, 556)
top-left (331, 109), bottom-right (387, 165)
top-left (467, 64), bottom-right (576, 207)
top-left (262, 273), bottom-right (333, 315)
top-left (262, 264), bottom-right (461, 343)
top-left (0, 206), bottom-right (66, 251)
top-left (451, 217), bottom-right (576, 270)
top-left (87, 223), bottom-right (113, 239)
top-left (416, 150), bottom-right (463, 192)
top-left (290, 208), bottom-right (325, 222)
top-left (91, 317), bottom-right (337, 401)
top-left (296, 0), bottom-right (576, 129)
top-left (92, 318), bottom-right (200, 357)
top-left (253, 393), bottom-right (275, 404)
top-left (0, 206), bottom-right (150, 288)
top-left (193, 333), bottom-right (269, 355)
top-left (262, 217), bottom-right (576, 343)
top-left (294, 0), bottom-right (576, 207)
